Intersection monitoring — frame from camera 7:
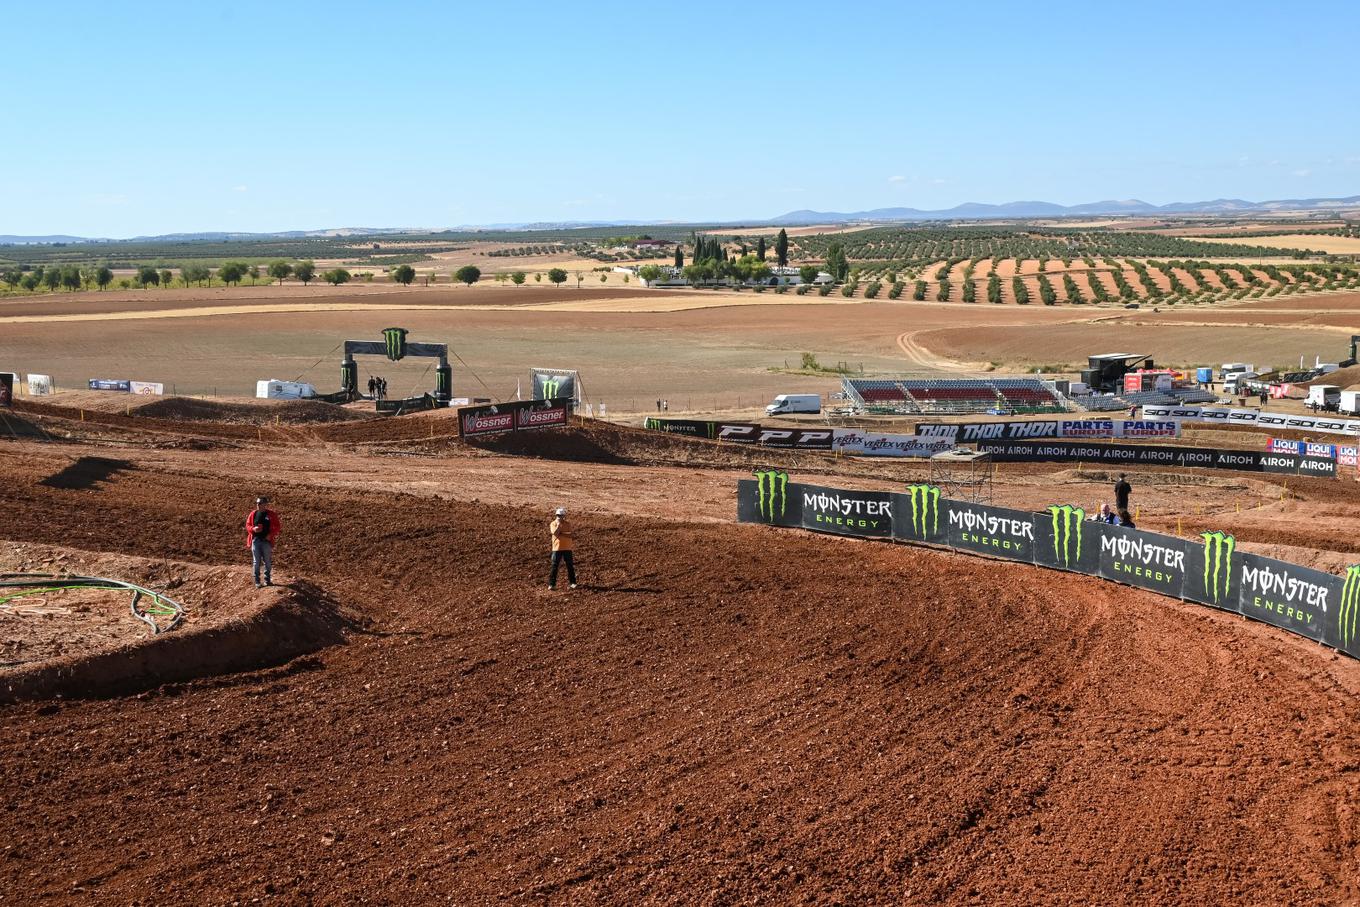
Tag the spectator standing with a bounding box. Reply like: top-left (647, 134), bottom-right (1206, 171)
top-left (367, 376), bottom-right (377, 398)
top-left (1114, 473), bottom-right (1133, 527)
top-left (245, 496), bottom-right (281, 588)
top-left (548, 507), bottom-right (577, 590)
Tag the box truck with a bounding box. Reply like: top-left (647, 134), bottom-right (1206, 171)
top-left (765, 393), bottom-right (821, 416)
top-left (1306, 384), bottom-right (1340, 409)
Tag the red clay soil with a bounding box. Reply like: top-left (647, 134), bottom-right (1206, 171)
top-left (4, 426), bottom-right (1360, 903)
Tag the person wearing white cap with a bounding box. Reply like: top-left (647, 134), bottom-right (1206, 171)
top-left (548, 507), bottom-right (577, 590)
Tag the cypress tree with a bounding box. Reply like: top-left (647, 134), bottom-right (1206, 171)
top-left (757, 236), bottom-right (766, 261)
top-left (674, 244), bottom-right (684, 268)
top-left (775, 228), bottom-right (788, 268)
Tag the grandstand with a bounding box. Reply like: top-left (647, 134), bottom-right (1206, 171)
top-left (843, 377), bottom-right (1067, 415)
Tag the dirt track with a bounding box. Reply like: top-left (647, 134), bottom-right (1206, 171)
top-left (4, 415), bottom-right (1360, 903)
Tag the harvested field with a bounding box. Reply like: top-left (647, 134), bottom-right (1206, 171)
top-left (3, 413), bottom-right (1360, 903)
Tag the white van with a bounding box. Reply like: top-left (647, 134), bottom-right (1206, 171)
top-left (1306, 384), bottom-right (1340, 409)
top-left (765, 393), bottom-right (821, 416)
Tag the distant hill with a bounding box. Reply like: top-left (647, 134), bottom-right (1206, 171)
top-left (768, 194), bottom-right (1360, 224)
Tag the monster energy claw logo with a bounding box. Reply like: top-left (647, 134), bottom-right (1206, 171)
top-left (383, 327), bottom-right (408, 361)
top-left (753, 469), bottom-right (788, 522)
top-left (1201, 531), bottom-right (1236, 604)
top-left (541, 377), bottom-right (565, 398)
top-left (904, 484), bottom-right (940, 539)
top-left (1047, 505), bottom-right (1085, 567)
top-left (1339, 565), bottom-right (1360, 648)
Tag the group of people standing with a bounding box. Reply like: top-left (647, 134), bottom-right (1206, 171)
top-left (242, 499), bottom-right (582, 591)
top-left (654, 399), bottom-right (670, 412)
top-left (366, 376), bottom-right (389, 401)
top-left (1092, 473), bottom-right (1135, 528)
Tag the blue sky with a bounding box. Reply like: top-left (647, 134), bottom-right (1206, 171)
top-left (3, 0), bottom-right (1358, 236)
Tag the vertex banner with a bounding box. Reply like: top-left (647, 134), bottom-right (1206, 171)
top-left (831, 429), bottom-right (954, 458)
top-left (736, 475), bottom-right (1360, 661)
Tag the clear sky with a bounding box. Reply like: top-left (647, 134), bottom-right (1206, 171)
top-left (4, 0), bottom-right (1358, 236)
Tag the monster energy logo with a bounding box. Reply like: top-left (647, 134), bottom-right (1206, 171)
top-left (541, 377), bottom-right (564, 398)
top-left (1047, 505), bottom-right (1085, 567)
top-left (1340, 565), bottom-right (1360, 648)
top-left (904, 484), bottom-right (940, 539)
top-left (382, 327), bottom-right (408, 361)
top-left (1201, 531), bottom-right (1236, 605)
top-left (753, 469), bottom-right (788, 522)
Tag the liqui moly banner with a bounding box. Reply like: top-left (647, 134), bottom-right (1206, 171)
top-left (831, 429), bottom-right (954, 458)
top-left (1268, 438), bottom-right (1339, 460)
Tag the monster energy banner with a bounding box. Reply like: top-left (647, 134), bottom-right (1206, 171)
top-left (382, 327), bottom-right (409, 361)
top-left (1096, 523), bottom-right (1189, 596)
top-left (376, 393), bottom-right (441, 415)
top-left (942, 499), bottom-right (1036, 561)
top-left (978, 440), bottom-right (1338, 477)
top-left (530, 368), bottom-right (579, 403)
top-left (1034, 504), bottom-right (1101, 574)
top-left (800, 486), bottom-right (894, 537)
top-left (644, 418), bottom-right (717, 438)
top-left (736, 476), bottom-right (1360, 660)
top-left (736, 470), bottom-right (803, 528)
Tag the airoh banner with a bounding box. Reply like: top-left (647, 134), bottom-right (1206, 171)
top-left (978, 440), bottom-right (1337, 477)
top-left (736, 477), bottom-right (1360, 662)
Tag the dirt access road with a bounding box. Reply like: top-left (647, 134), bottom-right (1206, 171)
top-left (3, 410), bottom-right (1360, 903)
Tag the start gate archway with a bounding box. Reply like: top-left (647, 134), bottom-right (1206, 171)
top-left (339, 327), bottom-right (451, 402)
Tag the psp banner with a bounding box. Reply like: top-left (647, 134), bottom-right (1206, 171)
top-left (717, 423), bottom-right (833, 450)
top-left (831, 429), bottom-right (953, 458)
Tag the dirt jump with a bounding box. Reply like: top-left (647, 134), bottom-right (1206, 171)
top-left (2, 406), bottom-right (1360, 903)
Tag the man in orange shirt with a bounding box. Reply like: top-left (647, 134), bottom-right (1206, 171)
top-left (548, 507), bottom-right (577, 590)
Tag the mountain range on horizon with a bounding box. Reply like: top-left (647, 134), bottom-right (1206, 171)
top-left (3, 193), bottom-right (1358, 245)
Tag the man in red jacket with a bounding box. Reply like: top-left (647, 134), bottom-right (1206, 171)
top-left (245, 496), bottom-right (281, 588)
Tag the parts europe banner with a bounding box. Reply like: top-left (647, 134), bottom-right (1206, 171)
top-left (736, 476), bottom-right (1360, 660)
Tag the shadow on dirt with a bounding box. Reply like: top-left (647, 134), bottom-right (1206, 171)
top-left (39, 456), bottom-right (135, 490)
